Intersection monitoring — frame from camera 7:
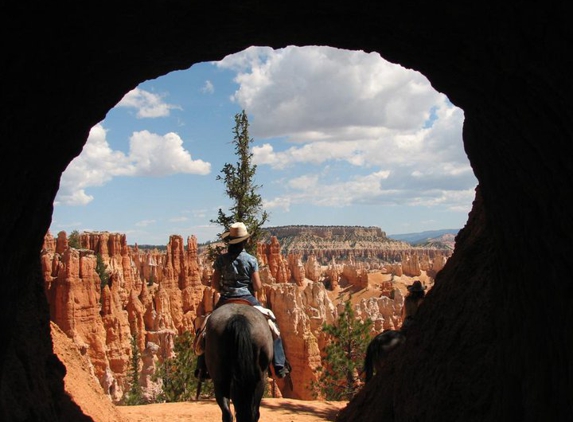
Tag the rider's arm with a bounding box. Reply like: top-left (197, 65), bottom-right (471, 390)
top-left (251, 271), bottom-right (262, 293)
top-left (212, 269), bottom-right (221, 293)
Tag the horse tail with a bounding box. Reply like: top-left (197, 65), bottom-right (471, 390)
top-left (226, 314), bottom-right (258, 419)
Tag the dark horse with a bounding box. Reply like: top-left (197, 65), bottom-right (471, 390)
top-left (204, 303), bottom-right (274, 422)
top-left (363, 329), bottom-right (406, 382)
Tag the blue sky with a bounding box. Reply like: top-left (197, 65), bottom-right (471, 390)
top-left (50, 46), bottom-right (477, 245)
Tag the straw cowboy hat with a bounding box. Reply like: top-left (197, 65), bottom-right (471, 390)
top-left (407, 280), bottom-right (426, 292)
top-left (221, 222), bottom-right (252, 244)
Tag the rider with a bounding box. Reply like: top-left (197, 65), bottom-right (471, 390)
top-left (197, 222), bottom-right (290, 379)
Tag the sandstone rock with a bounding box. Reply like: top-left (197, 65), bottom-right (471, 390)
top-left (41, 230), bottom-right (439, 402)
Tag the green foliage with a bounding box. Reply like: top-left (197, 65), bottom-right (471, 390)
top-left (124, 333), bottom-right (145, 405)
top-left (210, 110), bottom-right (269, 255)
top-left (68, 230), bottom-right (81, 249)
top-left (317, 300), bottom-right (373, 400)
top-left (155, 331), bottom-right (213, 402)
top-left (95, 253), bottom-right (109, 290)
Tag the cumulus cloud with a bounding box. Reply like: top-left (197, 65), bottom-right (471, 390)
top-left (117, 87), bottom-right (182, 118)
top-left (218, 46), bottom-right (442, 137)
top-left (128, 130), bottom-right (211, 176)
top-left (55, 124), bottom-right (211, 206)
top-left (219, 46), bottom-right (476, 214)
top-left (265, 168), bottom-right (475, 211)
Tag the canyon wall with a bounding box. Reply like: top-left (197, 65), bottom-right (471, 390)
top-left (42, 230), bottom-right (445, 402)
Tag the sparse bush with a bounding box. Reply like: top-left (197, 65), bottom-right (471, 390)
top-left (68, 230), bottom-right (81, 249)
top-left (95, 253), bottom-right (109, 290)
top-left (155, 331), bottom-right (213, 402)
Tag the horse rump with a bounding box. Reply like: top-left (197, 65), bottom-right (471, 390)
top-left (205, 304), bottom-right (272, 422)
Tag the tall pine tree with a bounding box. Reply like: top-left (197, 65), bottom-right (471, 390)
top-left (317, 300), bottom-right (373, 400)
top-left (210, 110), bottom-right (268, 255)
top-left (124, 333), bottom-right (144, 405)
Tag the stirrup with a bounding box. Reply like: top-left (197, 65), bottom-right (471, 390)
top-left (194, 367), bottom-right (210, 380)
top-left (273, 361), bottom-right (291, 379)
top-left (274, 366), bottom-right (289, 379)
top-left (195, 355), bottom-right (210, 379)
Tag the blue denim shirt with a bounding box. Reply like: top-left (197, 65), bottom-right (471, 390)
top-left (213, 251), bottom-right (259, 298)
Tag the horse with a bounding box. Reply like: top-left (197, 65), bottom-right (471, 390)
top-left (363, 329), bottom-right (406, 382)
top-left (204, 302), bottom-right (274, 422)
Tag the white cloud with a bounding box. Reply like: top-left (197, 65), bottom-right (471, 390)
top-left (128, 130), bottom-right (211, 176)
top-left (221, 46), bottom-right (476, 215)
top-left (219, 46), bottom-right (442, 138)
top-left (55, 124), bottom-right (211, 206)
top-left (55, 190), bottom-right (94, 206)
top-left (201, 80), bottom-right (214, 94)
top-left (117, 87), bottom-right (182, 118)
top-left (135, 219), bottom-right (156, 227)
top-left (288, 174), bottom-right (319, 190)
top-left (266, 169), bottom-right (474, 212)
top-left (263, 170), bottom-right (392, 209)
top-left (195, 209), bottom-right (210, 219)
top-left (169, 216), bottom-right (189, 222)
top-left (263, 196), bottom-right (291, 211)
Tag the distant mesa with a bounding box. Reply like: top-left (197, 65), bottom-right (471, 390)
top-left (259, 225), bottom-right (455, 260)
top-left (388, 228), bottom-right (460, 245)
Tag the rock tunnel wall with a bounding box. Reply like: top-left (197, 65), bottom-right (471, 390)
top-left (2, 1), bottom-right (572, 421)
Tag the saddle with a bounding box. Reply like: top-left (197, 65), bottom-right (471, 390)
top-left (192, 299), bottom-right (280, 356)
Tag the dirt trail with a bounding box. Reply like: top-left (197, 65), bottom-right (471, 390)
top-left (117, 398), bottom-right (347, 422)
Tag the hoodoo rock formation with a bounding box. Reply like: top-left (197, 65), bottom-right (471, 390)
top-left (2, 2), bottom-right (572, 422)
top-left (41, 230), bottom-right (425, 402)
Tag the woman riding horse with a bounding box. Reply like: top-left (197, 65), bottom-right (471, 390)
top-left (197, 222), bottom-right (290, 379)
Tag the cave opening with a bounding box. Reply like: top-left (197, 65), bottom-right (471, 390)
top-left (42, 44), bottom-right (477, 406)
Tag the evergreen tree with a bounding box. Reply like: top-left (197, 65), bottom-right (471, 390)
top-left (210, 110), bottom-right (269, 255)
top-left (155, 331), bottom-right (213, 402)
top-left (95, 253), bottom-right (109, 290)
top-left (317, 300), bottom-right (373, 400)
top-left (124, 333), bottom-right (144, 405)
top-left (68, 230), bottom-right (81, 249)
